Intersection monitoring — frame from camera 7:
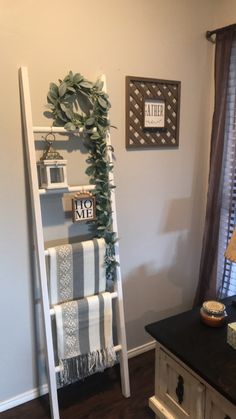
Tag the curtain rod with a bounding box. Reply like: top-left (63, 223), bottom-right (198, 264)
top-left (206, 23), bottom-right (236, 43)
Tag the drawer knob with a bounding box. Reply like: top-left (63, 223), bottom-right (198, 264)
top-left (176, 374), bottom-right (184, 405)
top-left (225, 416), bottom-right (231, 419)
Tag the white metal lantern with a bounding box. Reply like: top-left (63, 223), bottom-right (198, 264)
top-left (37, 133), bottom-right (68, 189)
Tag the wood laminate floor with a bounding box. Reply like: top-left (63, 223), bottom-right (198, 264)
top-left (1, 350), bottom-right (155, 419)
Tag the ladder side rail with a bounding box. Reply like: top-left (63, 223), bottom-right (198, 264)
top-left (101, 75), bottom-right (130, 398)
top-left (107, 130), bottom-right (131, 398)
top-left (19, 67), bottom-right (60, 419)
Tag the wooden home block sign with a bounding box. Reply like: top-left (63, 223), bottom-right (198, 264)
top-left (72, 192), bottom-right (96, 223)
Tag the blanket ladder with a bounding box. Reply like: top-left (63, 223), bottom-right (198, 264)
top-left (19, 66), bottom-right (130, 419)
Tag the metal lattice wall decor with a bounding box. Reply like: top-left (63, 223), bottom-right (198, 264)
top-left (126, 76), bottom-right (181, 149)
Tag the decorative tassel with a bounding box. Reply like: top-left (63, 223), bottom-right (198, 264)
top-left (58, 347), bottom-right (117, 386)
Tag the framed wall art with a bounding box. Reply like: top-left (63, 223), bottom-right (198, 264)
top-left (126, 76), bottom-right (181, 149)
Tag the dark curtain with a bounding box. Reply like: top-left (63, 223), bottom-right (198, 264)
top-left (194, 29), bottom-right (235, 306)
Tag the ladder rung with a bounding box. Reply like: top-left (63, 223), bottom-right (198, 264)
top-left (33, 126), bottom-right (97, 134)
top-left (49, 292), bottom-right (118, 316)
top-left (33, 126), bottom-right (80, 134)
top-left (54, 344), bottom-right (122, 373)
top-left (39, 184), bottom-right (95, 195)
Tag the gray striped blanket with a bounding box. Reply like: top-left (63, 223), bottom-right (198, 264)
top-left (47, 238), bottom-right (106, 305)
top-left (54, 292), bottom-right (116, 384)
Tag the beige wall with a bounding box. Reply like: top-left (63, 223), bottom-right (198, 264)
top-left (212, 0), bottom-right (236, 28)
top-left (0, 0), bottom-right (223, 407)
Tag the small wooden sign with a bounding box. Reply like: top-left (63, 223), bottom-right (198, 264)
top-left (72, 192), bottom-right (96, 223)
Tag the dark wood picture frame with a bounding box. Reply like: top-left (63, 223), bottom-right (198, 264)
top-left (126, 76), bottom-right (181, 149)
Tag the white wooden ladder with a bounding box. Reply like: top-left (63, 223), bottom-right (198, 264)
top-left (19, 66), bottom-right (130, 419)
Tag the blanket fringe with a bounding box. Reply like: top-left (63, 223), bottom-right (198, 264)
top-left (58, 346), bottom-right (117, 386)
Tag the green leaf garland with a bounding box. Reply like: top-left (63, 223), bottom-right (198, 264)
top-left (45, 71), bottom-right (118, 281)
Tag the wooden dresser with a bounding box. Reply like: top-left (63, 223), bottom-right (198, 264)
top-left (145, 296), bottom-right (236, 419)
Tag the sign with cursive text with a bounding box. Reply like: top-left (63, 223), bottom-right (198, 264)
top-left (143, 99), bottom-right (165, 129)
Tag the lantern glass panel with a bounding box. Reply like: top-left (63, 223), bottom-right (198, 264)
top-left (50, 167), bottom-right (64, 183)
top-left (40, 166), bottom-right (46, 184)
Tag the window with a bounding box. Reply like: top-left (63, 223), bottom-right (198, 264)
top-left (217, 39), bottom-right (236, 297)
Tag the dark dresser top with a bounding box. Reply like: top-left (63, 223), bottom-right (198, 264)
top-left (145, 296), bottom-right (236, 405)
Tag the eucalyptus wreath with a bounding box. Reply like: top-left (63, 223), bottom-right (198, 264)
top-left (46, 71), bottom-right (118, 281)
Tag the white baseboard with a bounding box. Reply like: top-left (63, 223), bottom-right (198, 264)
top-left (127, 340), bottom-right (156, 359)
top-left (0, 384), bottom-right (48, 413)
top-left (0, 340), bottom-right (155, 412)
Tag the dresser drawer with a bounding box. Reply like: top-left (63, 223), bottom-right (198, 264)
top-left (205, 388), bottom-right (236, 419)
top-left (157, 349), bottom-right (205, 419)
